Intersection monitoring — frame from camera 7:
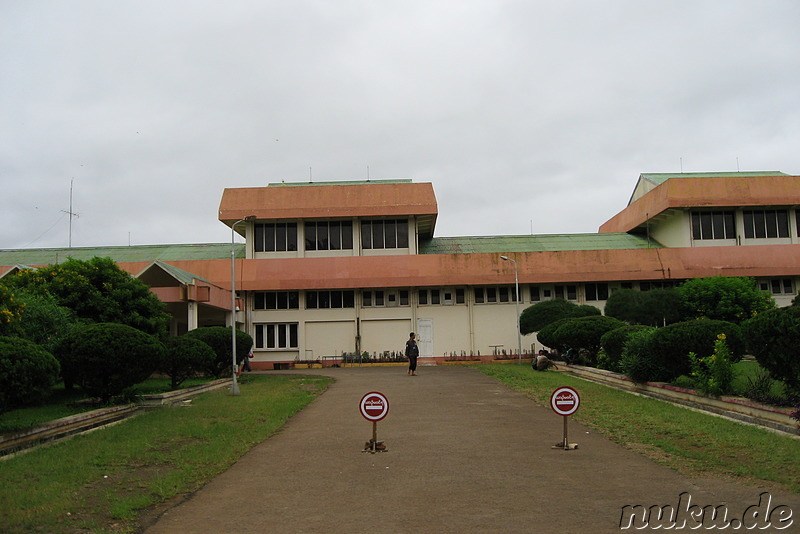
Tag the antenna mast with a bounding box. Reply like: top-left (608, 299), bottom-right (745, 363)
top-left (61, 178), bottom-right (79, 248)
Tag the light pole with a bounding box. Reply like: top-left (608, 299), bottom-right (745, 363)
top-left (500, 255), bottom-right (523, 364)
top-left (230, 215), bottom-right (255, 395)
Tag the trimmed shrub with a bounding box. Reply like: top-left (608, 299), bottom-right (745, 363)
top-left (161, 336), bottom-right (216, 389)
top-left (0, 336), bottom-right (60, 414)
top-left (604, 288), bottom-right (685, 326)
top-left (743, 306), bottom-right (800, 393)
top-left (55, 323), bottom-right (164, 402)
top-left (184, 327), bottom-right (253, 377)
top-left (599, 325), bottom-right (652, 372)
top-left (536, 318), bottom-right (570, 353)
top-left (548, 315), bottom-right (626, 365)
top-left (520, 299), bottom-right (599, 334)
top-left (619, 327), bottom-right (660, 383)
top-left (646, 319), bottom-right (744, 382)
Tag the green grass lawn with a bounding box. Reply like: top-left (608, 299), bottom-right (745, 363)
top-left (0, 374), bottom-right (332, 534)
top-left (478, 364), bottom-right (800, 494)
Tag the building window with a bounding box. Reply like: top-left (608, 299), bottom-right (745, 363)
top-left (691, 211), bottom-right (735, 240)
top-left (585, 283), bottom-right (609, 301)
top-left (306, 290), bottom-right (355, 309)
top-left (362, 290), bottom-right (387, 307)
top-left (530, 286), bottom-right (541, 302)
top-left (254, 291), bottom-right (299, 310)
top-left (361, 219), bottom-right (409, 249)
top-left (743, 210), bottom-right (790, 239)
top-left (305, 221), bottom-right (354, 251)
top-left (759, 279), bottom-right (794, 295)
top-left (254, 223), bottom-right (298, 252)
top-left (255, 323), bottom-right (298, 349)
top-left (474, 286), bottom-right (518, 304)
top-left (639, 280), bottom-right (682, 291)
top-left (554, 285), bottom-right (577, 301)
top-left (455, 288), bottom-right (465, 304)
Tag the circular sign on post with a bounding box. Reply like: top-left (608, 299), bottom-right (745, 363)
top-left (359, 391), bottom-right (389, 422)
top-left (550, 386), bottom-right (580, 416)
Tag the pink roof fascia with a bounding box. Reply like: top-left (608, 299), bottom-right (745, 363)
top-left (599, 174), bottom-right (800, 234)
top-left (218, 182), bottom-right (438, 224)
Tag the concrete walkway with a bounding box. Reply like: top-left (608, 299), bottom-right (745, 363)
top-left (143, 366), bottom-right (799, 534)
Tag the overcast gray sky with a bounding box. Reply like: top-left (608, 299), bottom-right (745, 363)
top-left (2, 1), bottom-right (799, 250)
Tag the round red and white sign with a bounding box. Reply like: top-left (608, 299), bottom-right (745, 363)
top-left (550, 386), bottom-right (580, 416)
top-left (359, 391), bottom-right (389, 422)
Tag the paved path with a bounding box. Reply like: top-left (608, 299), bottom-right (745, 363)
top-left (143, 366), bottom-right (799, 533)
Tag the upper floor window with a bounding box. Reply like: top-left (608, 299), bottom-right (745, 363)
top-left (254, 291), bottom-right (300, 310)
top-left (691, 211), bottom-right (735, 240)
top-left (305, 221), bottom-right (353, 251)
top-left (639, 280), bottom-right (682, 291)
top-left (743, 210), bottom-right (789, 239)
top-left (254, 223), bottom-right (298, 252)
top-left (361, 219), bottom-right (409, 249)
top-left (306, 290), bottom-right (355, 309)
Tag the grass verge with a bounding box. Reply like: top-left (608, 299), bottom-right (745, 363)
top-left (0, 374), bottom-right (332, 533)
top-left (478, 364), bottom-right (800, 494)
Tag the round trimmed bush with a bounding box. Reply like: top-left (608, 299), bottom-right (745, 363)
top-left (520, 299), bottom-right (600, 334)
top-left (184, 327), bottom-right (253, 377)
top-left (161, 336), bottom-right (216, 389)
top-left (646, 319), bottom-right (743, 382)
top-left (0, 336), bottom-right (61, 413)
top-left (599, 325), bottom-right (652, 372)
top-left (549, 315), bottom-right (626, 365)
top-left (743, 306), bottom-right (800, 393)
top-left (55, 323), bottom-right (164, 402)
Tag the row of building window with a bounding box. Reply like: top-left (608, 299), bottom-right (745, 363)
top-left (252, 278), bottom-right (795, 350)
top-left (254, 220), bottom-right (410, 252)
top-left (252, 278), bottom-right (794, 311)
top-left (691, 209), bottom-right (798, 240)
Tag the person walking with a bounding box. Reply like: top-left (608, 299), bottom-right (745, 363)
top-left (405, 332), bottom-right (419, 376)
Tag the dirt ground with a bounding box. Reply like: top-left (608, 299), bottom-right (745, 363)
top-left (141, 366), bottom-right (799, 534)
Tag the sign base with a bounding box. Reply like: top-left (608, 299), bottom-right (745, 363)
top-left (363, 438), bottom-right (387, 453)
top-left (552, 442), bottom-right (579, 450)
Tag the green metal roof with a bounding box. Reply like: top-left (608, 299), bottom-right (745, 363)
top-left (419, 233), bottom-right (661, 254)
top-left (0, 243), bottom-right (245, 266)
top-left (641, 171), bottom-right (787, 186)
top-left (142, 260), bottom-right (213, 285)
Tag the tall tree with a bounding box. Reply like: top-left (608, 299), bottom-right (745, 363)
top-left (7, 257), bottom-right (170, 338)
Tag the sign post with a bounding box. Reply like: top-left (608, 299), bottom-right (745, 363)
top-left (359, 391), bottom-right (389, 453)
top-left (550, 386), bottom-right (580, 450)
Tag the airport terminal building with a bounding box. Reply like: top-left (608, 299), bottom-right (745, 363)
top-left (2, 171), bottom-right (800, 369)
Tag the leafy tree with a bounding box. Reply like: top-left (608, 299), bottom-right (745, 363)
top-left (161, 336), bottom-right (216, 389)
top-left (520, 299), bottom-right (599, 334)
top-left (55, 323), bottom-right (164, 402)
top-left (742, 306), bottom-right (800, 393)
top-left (184, 326), bottom-right (253, 377)
top-left (2, 290), bottom-right (78, 354)
top-left (676, 276), bottom-right (774, 324)
top-left (0, 336), bottom-right (61, 414)
top-left (0, 281), bottom-right (26, 335)
top-left (7, 257), bottom-right (170, 338)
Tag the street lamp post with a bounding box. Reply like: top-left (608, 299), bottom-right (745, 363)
top-left (230, 216), bottom-right (255, 395)
top-left (500, 255), bottom-right (523, 364)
